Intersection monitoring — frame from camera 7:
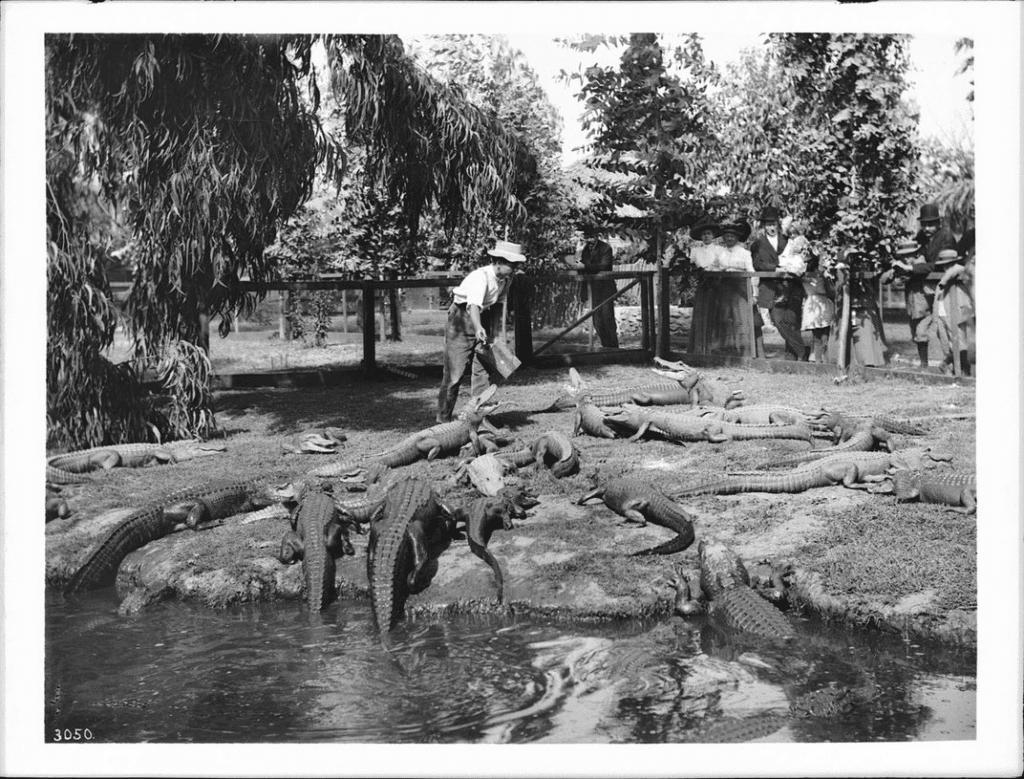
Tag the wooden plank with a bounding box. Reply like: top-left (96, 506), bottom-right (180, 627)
top-left (837, 280), bottom-right (852, 369)
top-left (531, 277), bottom-right (641, 359)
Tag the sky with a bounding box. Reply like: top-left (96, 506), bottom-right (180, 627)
top-left (506, 33), bottom-right (974, 166)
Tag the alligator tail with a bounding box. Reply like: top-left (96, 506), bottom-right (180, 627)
top-left (468, 537), bottom-right (505, 603)
top-left (65, 505), bottom-right (170, 594)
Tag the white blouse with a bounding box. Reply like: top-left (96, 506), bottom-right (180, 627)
top-left (716, 245), bottom-right (755, 273)
top-left (690, 243), bottom-right (723, 270)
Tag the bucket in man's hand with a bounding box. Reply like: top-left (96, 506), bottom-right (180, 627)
top-left (479, 339), bottom-right (521, 379)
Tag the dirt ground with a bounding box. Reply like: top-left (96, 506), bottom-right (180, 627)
top-left (46, 360), bottom-right (977, 645)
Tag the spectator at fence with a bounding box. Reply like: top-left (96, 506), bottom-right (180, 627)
top-left (436, 240), bottom-right (526, 422)
top-left (883, 203), bottom-right (957, 368)
top-left (688, 219), bottom-right (757, 356)
top-left (801, 252), bottom-right (835, 363)
top-left (930, 248), bottom-right (974, 376)
top-left (751, 205), bottom-right (807, 361)
top-left (828, 248), bottom-right (890, 368)
top-left (575, 227), bottom-right (620, 349)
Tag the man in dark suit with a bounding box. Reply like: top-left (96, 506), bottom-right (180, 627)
top-left (577, 228), bottom-right (619, 349)
top-left (750, 205), bottom-right (807, 360)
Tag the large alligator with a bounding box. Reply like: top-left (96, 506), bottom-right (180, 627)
top-left (691, 404), bottom-right (811, 426)
top-left (870, 468), bottom-right (977, 514)
top-left (811, 409), bottom-right (926, 439)
top-left (650, 357), bottom-right (746, 408)
top-left (696, 539), bottom-right (794, 639)
top-left (540, 367), bottom-right (701, 414)
top-left (674, 448), bottom-right (953, 497)
top-left (309, 385), bottom-right (500, 479)
top-left (47, 440), bottom-right (226, 479)
top-left (64, 479), bottom-right (278, 595)
top-left (577, 476), bottom-right (695, 556)
top-left (604, 403), bottom-right (813, 445)
top-left (530, 430), bottom-right (580, 478)
top-left (278, 488), bottom-right (352, 611)
top-left (367, 477), bottom-right (454, 632)
top-left (753, 421), bottom-right (890, 470)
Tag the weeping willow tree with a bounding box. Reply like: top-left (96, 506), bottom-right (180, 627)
top-left (46, 33), bottom-right (534, 448)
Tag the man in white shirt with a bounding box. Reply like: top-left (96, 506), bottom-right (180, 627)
top-left (436, 240), bottom-right (526, 422)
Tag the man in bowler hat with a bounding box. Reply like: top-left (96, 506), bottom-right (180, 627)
top-left (750, 205), bottom-right (807, 360)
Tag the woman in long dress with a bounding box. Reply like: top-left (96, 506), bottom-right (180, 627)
top-left (827, 249), bottom-right (889, 367)
top-left (706, 220), bottom-right (756, 356)
top-left (687, 219), bottom-right (723, 353)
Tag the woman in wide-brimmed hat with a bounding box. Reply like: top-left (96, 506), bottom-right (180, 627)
top-left (689, 218), bottom-right (758, 357)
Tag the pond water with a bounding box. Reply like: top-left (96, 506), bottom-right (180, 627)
top-left (45, 591), bottom-right (975, 744)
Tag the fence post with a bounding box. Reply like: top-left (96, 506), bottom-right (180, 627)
top-left (512, 277), bottom-right (533, 361)
top-left (948, 285), bottom-right (962, 377)
top-left (362, 283), bottom-right (376, 370)
top-left (657, 266), bottom-right (671, 359)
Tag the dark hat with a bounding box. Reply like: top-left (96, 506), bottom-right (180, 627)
top-left (934, 249), bottom-right (961, 266)
top-left (918, 203), bottom-right (941, 223)
top-left (721, 220), bottom-right (751, 241)
top-left (895, 240), bottom-right (920, 257)
top-left (758, 205), bottom-right (782, 223)
top-left (689, 219), bottom-right (722, 241)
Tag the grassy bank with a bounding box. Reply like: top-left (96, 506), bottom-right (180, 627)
top-left (48, 359), bottom-right (976, 644)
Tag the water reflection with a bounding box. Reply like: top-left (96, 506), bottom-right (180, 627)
top-left (45, 592), bottom-right (974, 743)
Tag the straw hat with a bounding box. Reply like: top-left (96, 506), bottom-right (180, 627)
top-left (933, 249), bottom-right (961, 267)
top-left (487, 240), bottom-right (527, 264)
top-left (894, 240), bottom-right (920, 257)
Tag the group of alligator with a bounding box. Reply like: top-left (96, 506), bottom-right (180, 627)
top-left (49, 358), bottom-right (975, 653)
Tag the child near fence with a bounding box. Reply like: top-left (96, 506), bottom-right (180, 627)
top-left (930, 248), bottom-right (974, 376)
top-left (800, 253), bottom-right (835, 363)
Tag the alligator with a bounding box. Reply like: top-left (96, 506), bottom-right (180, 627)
top-left (454, 452), bottom-right (523, 497)
top-left (47, 439), bottom-right (226, 475)
top-left (810, 409), bottom-right (925, 442)
top-left (869, 468), bottom-right (977, 514)
top-left (277, 488), bottom-right (349, 611)
top-left (753, 422), bottom-right (891, 470)
top-left (540, 368), bottom-right (699, 413)
top-left (309, 384), bottom-right (500, 479)
top-left (64, 479), bottom-right (279, 594)
top-left (674, 448), bottom-right (954, 497)
top-left (697, 539), bottom-right (794, 639)
top-left (530, 430), bottom-right (580, 478)
top-left (577, 476), bottom-right (695, 556)
top-left (678, 714), bottom-right (791, 743)
top-left (367, 477), bottom-right (454, 632)
top-left (46, 464), bottom-right (93, 486)
top-left (46, 489), bottom-right (71, 522)
top-left (281, 427), bottom-right (347, 455)
top-left (572, 393), bottom-right (620, 439)
top-left (457, 495), bottom-right (518, 603)
top-left (604, 403), bottom-right (814, 445)
top-left (651, 357), bottom-right (746, 408)
top-left (664, 564), bottom-right (706, 616)
top-left (690, 404), bottom-right (810, 426)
